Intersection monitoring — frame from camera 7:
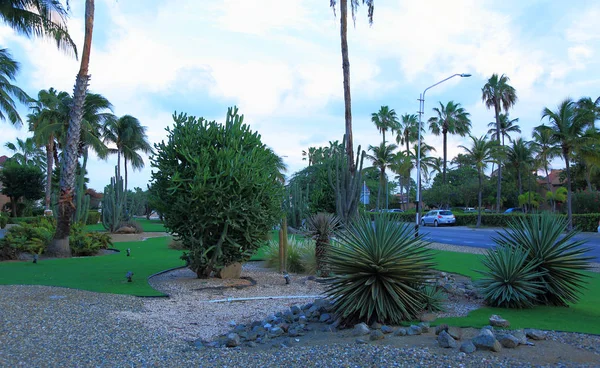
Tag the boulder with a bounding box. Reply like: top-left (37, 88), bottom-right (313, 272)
top-left (511, 330), bottom-right (528, 345)
top-left (269, 327), bottom-right (284, 337)
top-left (460, 341), bottom-right (476, 354)
top-left (447, 327), bottom-right (463, 340)
top-left (217, 263), bottom-right (242, 279)
top-left (353, 323), bottom-right (370, 336)
top-left (435, 324), bottom-right (449, 335)
top-left (226, 333), bottom-right (241, 347)
top-left (418, 322), bottom-right (430, 333)
top-left (356, 338), bottom-right (368, 344)
top-left (472, 333), bottom-right (502, 352)
top-left (437, 331), bottom-right (457, 348)
top-left (115, 226), bottom-right (136, 234)
top-left (407, 325), bottom-right (422, 336)
top-left (497, 334), bottom-right (519, 348)
top-left (291, 305), bottom-right (302, 315)
top-left (525, 329), bottom-right (547, 340)
top-left (319, 313), bottom-right (331, 323)
top-left (489, 314), bottom-right (510, 328)
top-left (393, 328), bottom-right (407, 336)
top-left (381, 326), bottom-right (394, 334)
top-left (370, 322), bottom-right (382, 330)
top-left (370, 330), bottom-right (385, 341)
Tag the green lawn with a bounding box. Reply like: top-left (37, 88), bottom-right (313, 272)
top-left (86, 218), bottom-right (167, 233)
top-left (0, 237), bottom-right (184, 296)
top-left (432, 250), bottom-right (600, 335)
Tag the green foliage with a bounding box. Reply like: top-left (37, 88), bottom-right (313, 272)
top-left (101, 166), bottom-right (124, 233)
top-left (69, 223), bottom-right (112, 256)
top-left (306, 212), bottom-right (341, 277)
top-left (286, 181), bottom-right (310, 229)
top-left (86, 211), bottom-right (100, 225)
top-left (421, 285), bottom-right (447, 312)
top-left (477, 246), bottom-right (545, 308)
top-left (265, 237), bottom-right (315, 274)
top-left (571, 190), bottom-right (600, 214)
top-left (0, 162), bottom-right (44, 216)
top-left (572, 214), bottom-right (600, 232)
top-left (150, 107), bottom-right (284, 277)
top-left (325, 214), bottom-right (436, 324)
top-left (328, 136), bottom-right (365, 224)
top-left (73, 162), bottom-right (90, 224)
top-left (0, 215), bottom-right (7, 229)
top-left (490, 213), bottom-right (592, 307)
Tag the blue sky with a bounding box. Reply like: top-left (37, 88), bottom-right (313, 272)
top-left (1, 0), bottom-right (599, 191)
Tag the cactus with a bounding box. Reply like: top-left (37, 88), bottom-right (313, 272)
top-left (101, 166), bottom-right (124, 233)
top-left (72, 155), bottom-right (90, 224)
top-left (286, 181), bottom-right (309, 229)
top-left (328, 136), bottom-right (365, 224)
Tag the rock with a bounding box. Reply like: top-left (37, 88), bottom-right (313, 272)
top-left (437, 330), bottom-right (457, 348)
top-left (115, 226), bottom-right (136, 234)
top-left (393, 328), bottom-right (407, 336)
top-left (298, 315), bottom-right (307, 324)
top-left (370, 322), bottom-right (382, 330)
top-left (269, 327), bottom-right (284, 337)
top-left (472, 334), bottom-right (502, 352)
top-left (228, 320), bottom-right (237, 328)
top-left (511, 330), bottom-right (528, 345)
top-left (435, 324), bottom-right (449, 335)
top-left (418, 322), bottom-right (430, 333)
top-left (353, 323), bottom-right (370, 336)
top-left (482, 325), bottom-right (494, 331)
top-left (217, 262), bottom-right (242, 279)
top-left (447, 326), bottom-right (463, 340)
top-left (290, 305), bottom-right (302, 315)
top-left (225, 333), bottom-right (241, 347)
top-left (319, 313), bottom-right (331, 323)
top-left (288, 328), bottom-right (302, 337)
top-left (420, 313), bottom-right (437, 322)
top-left (356, 338), bottom-right (368, 344)
top-left (330, 318), bottom-right (342, 329)
top-left (381, 326), bottom-right (394, 334)
top-left (369, 330), bottom-right (385, 341)
top-left (460, 341), bottom-right (476, 354)
top-left (479, 328), bottom-right (494, 338)
top-left (407, 325), bottom-right (422, 336)
top-left (246, 341), bottom-right (258, 348)
top-left (525, 329), bottom-right (547, 340)
top-left (497, 334), bottom-right (519, 348)
top-left (489, 314), bottom-right (510, 328)
top-left (279, 323), bottom-right (289, 333)
top-left (263, 323), bottom-right (272, 330)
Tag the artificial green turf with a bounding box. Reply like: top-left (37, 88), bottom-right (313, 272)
top-left (86, 218), bottom-right (167, 232)
top-left (432, 250), bottom-right (600, 335)
top-left (0, 237), bottom-right (185, 296)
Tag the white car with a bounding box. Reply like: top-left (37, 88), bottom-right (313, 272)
top-left (421, 210), bottom-right (456, 227)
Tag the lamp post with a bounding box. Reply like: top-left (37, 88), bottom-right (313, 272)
top-left (415, 73), bottom-right (471, 237)
top-left (529, 169), bottom-right (536, 213)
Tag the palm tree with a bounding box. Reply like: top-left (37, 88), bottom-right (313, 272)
top-left (459, 135), bottom-right (497, 227)
top-left (397, 113), bottom-right (419, 154)
top-left (482, 73), bottom-right (517, 212)
top-left (573, 127), bottom-right (600, 191)
top-left (531, 124), bottom-right (561, 194)
top-left (428, 101), bottom-right (471, 184)
top-left (0, 49), bottom-right (31, 125)
top-left (389, 152), bottom-right (411, 211)
top-left (4, 137), bottom-right (45, 167)
top-left (103, 115), bottom-right (152, 197)
top-left (330, 0), bottom-right (374, 173)
top-left (366, 142), bottom-right (397, 210)
top-left (487, 113), bottom-right (521, 146)
top-left (541, 98), bottom-right (587, 230)
top-left (371, 105), bottom-right (399, 144)
top-left (0, 0), bottom-right (76, 55)
top-left (506, 138), bottom-right (534, 195)
top-left (576, 96), bottom-right (599, 130)
top-left (50, 0), bottom-right (95, 258)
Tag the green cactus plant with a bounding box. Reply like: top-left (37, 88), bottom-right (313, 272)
top-left (72, 160), bottom-right (90, 225)
top-left (286, 181), bottom-right (310, 229)
top-left (101, 166), bottom-right (124, 233)
top-left (328, 136), bottom-right (365, 224)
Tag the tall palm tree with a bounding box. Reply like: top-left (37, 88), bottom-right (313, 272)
top-left (389, 152), bottom-right (411, 211)
top-left (428, 100), bottom-right (471, 184)
top-left (397, 113), bottom-right (419, 154)
top-left (531, 124), bottom-right (561, 193)
top-left (371, 105), bottom-right (399, 145)
top-left (573, 127), bottom-right (600, 191)
top-left (4, 137), bottom-right (45, 167)
top-left (330, 0), bottom-right (374, 173)
top-left (541, 98), bottom-right (587, 230)
top-left (487, 113), bottom-right (521, 146)
top-left (459, 135), bottom-right (497, 227)
top-left (482, 73), bottom-right (517, 212)
top-left (506, 138), bottom-right (534, 195)
top-left (0, 49), bottom-right (31, 125)
top-left (576, 96), bottom-right (599, 130)
top-left (0, 0), bottom-right (76, 55)
top-left (50, 0), bottom-right (95, 258)
top-left (366, 142), bottom-right (397, 210)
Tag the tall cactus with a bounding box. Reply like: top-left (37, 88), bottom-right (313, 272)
top-left (102, 166), bottom-right (124, 232)
top-left (328, 136), bottom-right (365, 224)
top-left (72, 155), bottom-right (90, 224)
top-left (286, 181), bottom-right (309, 229)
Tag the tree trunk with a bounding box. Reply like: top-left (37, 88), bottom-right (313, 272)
top-left (339, 0), bottom-right (355, 173)
top-left (124, 155), bottom-right (128, 219)
top-left (494, 102), bottom-right (503, 212)
top-left (564, 150), bottom-right (573, 230)
top-left (442, 129), bottom-right (448, 183)
top-left (45, 138), bottom-right (54, 211)
top-left (10, 197), bottom-right (17, 217)
top-left (517, 168), bottom-right (522, 195)
top-left (48, 0), bottom-right (95, 258)
top-left (377, 168), bottom-right (384, 210)
top-left (315, 236), bottom-right (331, 277)
top-left (477, 170), bottom-right (483, 227)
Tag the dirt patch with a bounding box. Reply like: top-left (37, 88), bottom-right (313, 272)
top-left (109, 232), bottom-right (170, 243)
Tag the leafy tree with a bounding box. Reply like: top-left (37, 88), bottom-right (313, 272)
top-left (0, 49), bottom-right (31, 125)
top-left (541, 98), bottom-right (587, 230)
top-left (487, 113), bottom-right (521, 146)
top-left (531, 124), bottom-right (561, 194)
top-left (506, 138), bottom-right (534, 195)
top-left (150, 107), bottom-right (284, 277)
top-left (366, 142), bottom-right (397, 210)
top-left (428, 101), bottom-right (471, 184)
top-left (573, 127), bottom-right (600, 191)
top-left (576, 96), bottom-right (599, 130)
top-left (482, 73), bottom-right (517, 212)
top-left (4, 137), bottom-right (45, 168)
top-left (371, 105), bottom-right (399, 145)
top-left (0, 162), bottom-right (44, 217)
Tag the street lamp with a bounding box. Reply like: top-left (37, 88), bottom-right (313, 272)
top-left (415, 73), bottom-right (471, 237)
top-left (529, 169), bottom-right (536, 213)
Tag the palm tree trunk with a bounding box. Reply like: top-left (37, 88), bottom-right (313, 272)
top-left (477, 170), bottom-right (483, 227)
top-left (44, 138), bottom-right (54, 211)
top-left (49, 0), bottom-right (95, 258)
top-left (124, 156), bottom-right (128, 219)
top-left (585, 167), bottom-right (592, 191)
top-left (494, 103), bottom-right (503, 212)
top-left (518, 168), bottom-right (522, 195)
top-left (377, 169), bottom-right (384, 210)
top-left (442, 130), bottom-right (448, 183)
top-left (339, 0), bottom-right (355, 174)
top-left (564, 150), bottom-right (573, 230)
top-left (545, 165), bottom-right (554, 211)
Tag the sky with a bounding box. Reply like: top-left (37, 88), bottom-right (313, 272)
top-left (1, 0), bottom-right (599, 191)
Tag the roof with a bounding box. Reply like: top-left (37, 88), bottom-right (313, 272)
top-left (0, 155), bottom-right (7, 166)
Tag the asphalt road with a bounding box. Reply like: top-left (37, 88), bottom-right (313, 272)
top-left (419, 225), bottom-right (600, 263)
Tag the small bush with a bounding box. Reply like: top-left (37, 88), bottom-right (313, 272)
top-left (168, 237), bottom-right (186, 250)
top-left (69, 223), bottom-right (112, 256)
top-left (117, 220), bottom-right (143, 234)
top-left (305, 212), bottom-right (340, 277)
top-left (421, 285), bottom-right (447, 312)
top-left (265, 237), bottom-right (315, 274)
top-left (0, 217), bottom-right (55, 255)
top-left (0, 216), bottom-right (7, 229)
top-left (86, 211), bottom-right (101, 225)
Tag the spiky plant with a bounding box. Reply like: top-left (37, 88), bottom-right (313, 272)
top-left (306, 212), bottom-right (341, 277)
top-left (325, 213), bottom-right (436, 325)
top-left (477, 246), bottom-right (545, 308)
top-left (493, 213), bottom-right (593, 306)
top-left (265, 237), bottom-right (315, 274)
top-left (421, 285), bottom-right (447, 312)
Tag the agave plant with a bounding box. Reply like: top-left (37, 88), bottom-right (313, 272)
top-left (492, 213), bottom-right (593, 306)
top-left (305, 212), bottom-right (341, 277)
top-left (477, 246), bottom-right (545, 308)
top-left (421, 285), bottom-right (447, 312)
top-left (265, 237), bottom-right (315, 274)
top-left (325, 213), bottom-right (436, 325)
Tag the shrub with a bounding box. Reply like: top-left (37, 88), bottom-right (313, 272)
top-left (86, 211), bottom-right (101, 225)
top-left (69, 223), bottom-right (112, 256)
top-left (421, 285), bottom-right (447, 312)
top-left (571, 214), bottom-right (600, 232)
top-left (150, 107), bottom-right (284, 277)
top-left (487, 213), bottom-right (592, 307)
top-left (169, 237), bottom-right (186, 250)
top-left (571, 190), bottom-right (600, 214)
top-left (117, 220), bottom-right (143, 234)
top-left (265, 237), bottom-right (315, 274)
top-left (0, 215), bottom-right (7, 229)
top-left (305, 212), bottom-right (340, 277)
top-left (325, 214), bottom-right (435, 325)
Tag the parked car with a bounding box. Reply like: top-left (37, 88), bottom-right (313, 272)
top-left (504, 207), bottom-right (524, 214)
top-left (421, 210), bottom-right (456, 227)
top-left (462, 207), bottom-right (476, 213)
top-left (387, 209), bottom-right (404, 213)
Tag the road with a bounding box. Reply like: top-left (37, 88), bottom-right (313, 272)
top-left (420, 225), bottom-right (600, 262)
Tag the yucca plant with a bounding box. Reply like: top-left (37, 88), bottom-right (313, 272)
top-left (265, 237), bottom-right (315, 274)
top-left (477, 246), bottom-right (546, 308)
top-left (325, 213), bottom-right (436, 325)
top-left (492, 213), bottom-right (593, 306)
top-left (421, 285), bottom-right (447, 312)
top-left (306, 212), bottom-right (341, 277)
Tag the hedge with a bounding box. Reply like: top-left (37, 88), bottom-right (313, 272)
top-left (86, 211), bottom-right (101, 225)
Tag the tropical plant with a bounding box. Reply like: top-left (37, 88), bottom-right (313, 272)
top-left (265, 237), bottom-right (315, 274)
top-left (325, 214), bottom-right (435, 324)
top-left (541, 98), bottom-right (587, 230)
top-left (305, 212), bottom-right (341, 277)
top-left (0, 162), bottom-right (44, 217)
top-left (492, 213), bottom-right (593, 306)
top-left (531, 124), bottom-right (561, 194)
top-left (328, 136), bottom-right (365, 223)
top-left (421, 285), bottom-right (447, 312)
top-left (573, 127), bottom-right (600, 191)
top-left (366, 142), bottom-right (397, 210)
top-left (0, 49), bottom-right (31, 125)
top-left (371, 105), bottom-right (399, 144)
top-left (477, 245), bottom-right (545, 308)
top-left (576, 96), bottom-right (599, 130)
top-left (150, 106), bottom-right (284, 277)
top-left (506, 138), bottom-right (534, 195)
top-left (428, 100), bottom-right (471, 184)
top-left (4, 137), bottom-right (45, 168)
top-left (482, 73), bottom-right (518, 212)
top-left (330, 0), bottom-right (374, 173)
top-left (487, 113), bottom-right (521, 146)
top-left (51, 0), bottom-right (95, 258)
